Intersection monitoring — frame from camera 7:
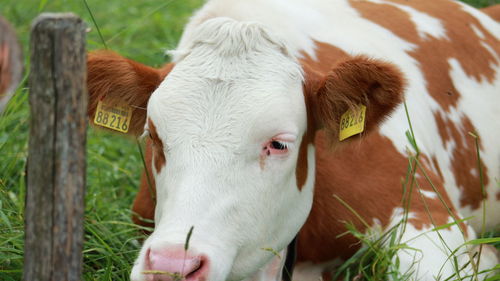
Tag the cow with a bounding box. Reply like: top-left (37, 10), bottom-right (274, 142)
top-left (86, 0), bottom-right (500, 280)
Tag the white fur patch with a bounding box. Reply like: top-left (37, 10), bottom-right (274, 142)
top-left (293, 259), bottom-right (343, 281)
top-left (419, 190), bottom-right (438, 200)
top-left (471, 24), bottom-right (485, 39)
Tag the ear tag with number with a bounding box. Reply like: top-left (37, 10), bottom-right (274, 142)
top-left (93, 100), bottom-right (132, 133)
top-left (339, 104), bottom-right (366, 141)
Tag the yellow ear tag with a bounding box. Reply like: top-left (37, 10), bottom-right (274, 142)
top-left (93, 100), bottom-right (133, 133)
top-left (339, 104), bottom-right (366, 141)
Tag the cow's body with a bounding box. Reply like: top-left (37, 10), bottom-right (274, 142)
top-left (87, 0), bottom-right (500, 280)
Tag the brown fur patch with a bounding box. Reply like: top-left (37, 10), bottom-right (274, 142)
top-left (148, 118), bottom-right (166, 173)
top-left (296, 131), bottom-right (462, 263)
top-left (301, 41), bottom-right (350, 74)
top-left (295, 134), bottom-right (309, 190)
top-left (350, 0), bottom-right (499, 112)
top-left (431, 155), bottom-right (445, 181)
top-left (87, 51), bottom-right (174, 136)
top-left (132, 139), bottom-right (156, 232)
top-left (434, 112), bottom-right (489, 209)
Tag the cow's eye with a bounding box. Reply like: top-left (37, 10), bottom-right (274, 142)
top-left (262, 135), bottom-right (295, 157)
top-left (270, 140), bottom-right (288, 150)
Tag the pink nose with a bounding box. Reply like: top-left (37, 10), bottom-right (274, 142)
top-left (145, 246), bottom-right (208, 281)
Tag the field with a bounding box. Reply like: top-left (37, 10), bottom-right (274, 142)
top-left (0, 0), bottom-right (499, 280)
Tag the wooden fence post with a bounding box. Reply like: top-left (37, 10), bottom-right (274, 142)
top-left (24, 13), bottom-right (87, 281)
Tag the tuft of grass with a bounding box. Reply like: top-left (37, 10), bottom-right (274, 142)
top-left (331, 222), bottom-right (418, 281)
top-left (141, 270), bottom-right (184, 281)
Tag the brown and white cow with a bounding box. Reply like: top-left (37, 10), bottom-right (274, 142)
top-left (87, 0), bottom-right (500, 280)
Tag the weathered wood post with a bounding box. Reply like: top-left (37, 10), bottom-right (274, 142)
top-left (24, 13), bottom-right (87, 281)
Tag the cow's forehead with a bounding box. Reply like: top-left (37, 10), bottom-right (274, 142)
top-left (147, 74), bottom-right (306, 152)
top-left (146, 19), bottom-right (306, 151)
top-left (169, 17), bottom-right (302, 79)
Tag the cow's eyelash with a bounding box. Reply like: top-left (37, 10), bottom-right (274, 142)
top-left (270, 140), bottom-right (290, 150)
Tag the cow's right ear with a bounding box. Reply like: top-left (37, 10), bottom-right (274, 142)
top-left (304, 56), bottom-right (405, 144)
top-left (87, 51), bottom-right (173, 136)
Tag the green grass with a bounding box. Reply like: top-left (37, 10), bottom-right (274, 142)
top-left (1, 1), bottom-right (203, 280)
top-left (463, 0), bottom-right (500, 7)
top-left (1, 0), bottom-right (499, 281)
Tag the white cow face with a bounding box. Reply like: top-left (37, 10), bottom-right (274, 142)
top-left (87, 17), bottom-right (405, 281)
top-left (130, 19), bottom-right (314, 281)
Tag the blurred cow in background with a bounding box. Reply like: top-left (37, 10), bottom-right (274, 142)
top-left (0, 15), bottom-right (23, 113)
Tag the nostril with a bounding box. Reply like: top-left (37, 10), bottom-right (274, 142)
top-left (185, 256), bottom-right (206, 279)
top-left (184, 262), bottom-right (200, 279)
top-left (179, 257), bottom-right (201, 277)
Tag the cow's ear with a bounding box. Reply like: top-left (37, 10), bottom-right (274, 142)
top-left (304, 55), bottom-right (405, 143)
top-left (87, 51), bottom-right (174, 136)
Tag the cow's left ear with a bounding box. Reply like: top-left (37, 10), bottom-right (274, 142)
top-left (304, 55), bottom-right (406, 142)
top-left (87, 51), bottom-right (174, 136)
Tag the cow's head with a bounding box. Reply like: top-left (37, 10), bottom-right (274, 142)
top-left (87, 18), bottom-right (404, 281)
